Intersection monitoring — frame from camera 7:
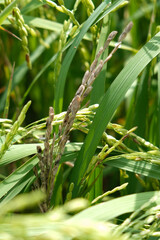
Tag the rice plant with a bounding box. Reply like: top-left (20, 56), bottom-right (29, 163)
top-left (0, 0), bottom-right (160, 239)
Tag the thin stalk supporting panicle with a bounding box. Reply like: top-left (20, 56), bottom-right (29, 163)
top-left (35, 22), bottom-right (133, 211)
top-left (3, 63), bottom-right (15, 119)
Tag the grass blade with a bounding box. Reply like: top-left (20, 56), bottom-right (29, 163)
top-left (0, 156), bottom-right (38, 200)
top-left (69, 191), bottom-right (160, 221)
top-left (23, 15), bottom-right (63, 32)
top-left (132, 67), bottom-right (149, 138)
top-left (0, 171), bottom-right (33, 205)
top-left (21, 0), bottom-right (43, 14)
top-left (105, 157), bottom-right (160, 180)
top-left (0, 142), bottom-right (82, 166)
top-left (3, 63), bottom-right (15, 118)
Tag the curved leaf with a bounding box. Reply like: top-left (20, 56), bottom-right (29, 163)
top-left (106, 157), bottom-right (160, 180)
top-left (0, 142), bottom-right (82, 166)
top-left (69, 191), bottom-right (160, 222)
top-left (0, 156), bottom-right (38, 200)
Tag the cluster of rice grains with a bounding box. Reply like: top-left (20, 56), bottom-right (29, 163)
top-left (35, 22), bottom-right (133, 211)
top-left (0, 101), bottom-right (31, 159)
top-left (4, 0), bottom-right (36, 68)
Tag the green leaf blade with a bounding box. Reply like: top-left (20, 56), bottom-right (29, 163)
top-left (68, 191), bottom-right (160, 222)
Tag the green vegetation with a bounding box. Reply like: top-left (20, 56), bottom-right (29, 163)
top-left (0, 0), bottom-right (160, 239)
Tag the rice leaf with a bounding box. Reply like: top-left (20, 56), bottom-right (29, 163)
top-left (69, 191), bottom-right (160, 221)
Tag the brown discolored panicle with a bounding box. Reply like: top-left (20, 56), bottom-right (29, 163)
top-left (35, 22), bottom-right (134, 212)
top-left (118, 22), bottom-right (133, 42)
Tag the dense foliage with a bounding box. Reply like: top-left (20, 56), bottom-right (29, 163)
top-left (0, 0), bottom-right (160, 239)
